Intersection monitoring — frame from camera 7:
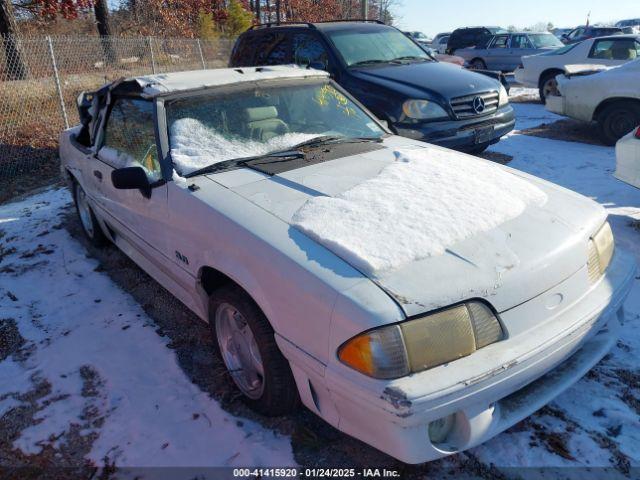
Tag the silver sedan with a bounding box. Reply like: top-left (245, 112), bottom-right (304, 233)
top-left (456, 32), bottom-right (563, 72)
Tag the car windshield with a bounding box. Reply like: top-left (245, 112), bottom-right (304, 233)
top-left (528, 33), bottom-right (564, 48)
top-left (542, 42), bottom-right (580, 55)
top-left (326, 28), bottom-right (430, 67)
top-left (411, 32), bottom-right (428, 40)
top-left (165, 80), bottom-right (385, 176)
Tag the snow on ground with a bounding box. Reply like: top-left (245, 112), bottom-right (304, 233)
top-left (292, 147), bottom-right (547, 274)
top-left (1, 101), bottom-right (640, 474)
top-left (469, 106), bottom-right (640, 470)
top-left (0, 190), bottom-right (294, 474)
top-left (508, 86), bottom-right (541, 104)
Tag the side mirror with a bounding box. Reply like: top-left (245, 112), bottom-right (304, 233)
top-left (112, 166), bottom-right (151, 198)
top-left (379, 119), bottom-right (389, 130)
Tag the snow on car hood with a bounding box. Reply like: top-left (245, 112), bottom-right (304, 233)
top-left (208, 138), bottom-right (605, 315)
top-left (290, 147), bottom-right (547, 274)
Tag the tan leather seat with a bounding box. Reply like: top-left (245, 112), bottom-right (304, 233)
top-left (244, 106), bottom-right (289, 142)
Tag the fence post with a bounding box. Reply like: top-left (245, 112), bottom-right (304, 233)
top-left (196, 39), bottom-right (206, 69)
top-left (148, 36), bottom-right (156, 74)
top-left (46, 36), bottom-right (69, 130)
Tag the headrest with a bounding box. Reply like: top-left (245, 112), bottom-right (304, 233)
top-left (244, 106), bottom-right (278, 123)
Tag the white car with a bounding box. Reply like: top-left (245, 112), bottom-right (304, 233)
top-left (430, 33), bottom-right (450, 54)
top-left (615, 126), bottom-right (640, 188)
top-left (545, 59), bottom-right (640, 145)
top-left (514, 34), bottom-right (640, 101)
top-left (60, 66), bottom-right (635, 464)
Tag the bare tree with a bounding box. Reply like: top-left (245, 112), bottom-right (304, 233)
top-left (0, 0), bottom-right (27, 79)
top-left (93, 0), bottom-right (115, 62)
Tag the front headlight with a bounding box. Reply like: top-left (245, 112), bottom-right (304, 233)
top-left (587, 222), bottom-right (614, 283)
top-left (498, 84), bottom-right (509, 107)
top-left (402, 99), bottom-right (449, 120)
top-left (338, 301), bottom-right (503, 379)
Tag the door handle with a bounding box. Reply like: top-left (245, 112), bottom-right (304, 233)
top-left (93, 170), bottom-right (103, 181)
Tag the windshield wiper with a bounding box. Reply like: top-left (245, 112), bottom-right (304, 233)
top-left (350, 59), bottom-right (389, 67)
top-left (391, 55), bottom-right (431, 63)
top-left (183, 136), bottom-right (383, 178)
top-left (184, 150), bottom-right (303, 178)
top-left (290, 135), bottom-right (383, 150)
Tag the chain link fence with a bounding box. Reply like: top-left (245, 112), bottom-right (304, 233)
top-left (0, 35), bottom-right (236, 180)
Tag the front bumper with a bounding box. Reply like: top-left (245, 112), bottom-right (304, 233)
top-left (394, 105), bottom-right (515, 151)
top-left (323, 249), bottom-right (635, 464)
top-left (545, 94), bottom-right (566, 116)
top-left (514, 67), bottom-right (536, 88)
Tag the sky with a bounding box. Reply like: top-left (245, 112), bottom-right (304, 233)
top-left (395, 0), bottom-right (639, 36)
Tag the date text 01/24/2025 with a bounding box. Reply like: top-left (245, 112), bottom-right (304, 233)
top-left (232, 468), bottom-right (401, 478)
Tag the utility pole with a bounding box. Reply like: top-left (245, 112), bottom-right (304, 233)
top-left (360, 0), bottom-right (368, 19)
top-left (275, 0), bottom-right (281, 24)
top-left (256, 0), bottom-right (261, 23)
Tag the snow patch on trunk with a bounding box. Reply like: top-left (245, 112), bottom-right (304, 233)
top-left (292, 147), bottom-right (548, 275)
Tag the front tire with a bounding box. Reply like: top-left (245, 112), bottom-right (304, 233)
top-left (469, 58), bottom-right (486, 70)
top-left (597, 102), bottom-right (640, 146)
top-left (73, 182), bottom-right (107, 247)
top-left (210, 285), bottom-right (299, 416)
top-left (539, 70), bottom-right (562, 102)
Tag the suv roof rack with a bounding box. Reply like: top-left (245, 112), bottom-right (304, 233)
top-left (249, 19), bottom-right (385, 30)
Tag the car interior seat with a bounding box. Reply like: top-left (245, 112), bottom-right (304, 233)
top-left (244, 106), bottom-right (289, 141)
top-left (611, 42), bottom-right (634, 60)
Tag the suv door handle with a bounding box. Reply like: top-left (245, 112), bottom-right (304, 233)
top-left (93, 170), bottom-right (103, 181)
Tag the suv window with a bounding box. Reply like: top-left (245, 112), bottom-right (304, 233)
top-left (510, 34), bottom-right (531, 49)
top-left (254, 32), bottom-right (291, 65)
top-left (567, 28), bottom-right (584, 40)
top-left (292, 32), bottom-right (329, 69)
top-left (589, 38), bottom-right (640, 60)
top-left (490, 35), bottom-right (509, 48)
top-left (102, 98), bottom-right (161, 179)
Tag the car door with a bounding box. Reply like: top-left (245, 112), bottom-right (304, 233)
top-left (507, 34), bottom-right (536, 71)
top-left (588, 38), bottom-right (640, 66)
top-left (484, 34), bottom-right (509, 70)
top-left (93, 97), bottom-right (169, 260)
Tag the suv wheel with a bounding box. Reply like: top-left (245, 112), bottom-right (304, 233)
top-left (210, 285), bottom-right (299, 416)
top-left (539, 70), bottom-right (562, 102)
top-left (598, 102), bottom-right (640, 146)
top-left (470, 58), bottom-right (486, 70)
top-left (73, 182), bottom-right (107, 247)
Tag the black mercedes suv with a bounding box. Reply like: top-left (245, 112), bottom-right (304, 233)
top-left (230, 21), bottom-right (515, 153)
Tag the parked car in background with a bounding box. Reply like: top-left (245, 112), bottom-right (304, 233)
top-left (615, 126), bottom-right (640, 188)
top-left (546, 59), bottom-right (640, 144)
top-left (231, 21), bottom-right (514, 153)
top-left (404, 31), bottom-right (431, 46)
top-left (551, 28), bottom-right (572, 39)
top-left (61, 66), bottom-right (634, 465)
top-left (445, 26), bottom-right (506, 55)
top-left (615, 19), bottom-right (640, 35)
top-left (429, 35), bottom-right (449, 54)
top-left (515, 34), bottom-right (640, 100)
top-left (430, 33), bottom-right (451, 54)
top-left (456, 31), bottom-right (563, 71)
top-left (421, 45), bottom-right (465, 66)
top-left (561, 26), bottom-right (623, 44)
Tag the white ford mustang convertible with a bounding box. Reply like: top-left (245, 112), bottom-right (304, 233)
top-left (60, 66), bottom-right (635, 464)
